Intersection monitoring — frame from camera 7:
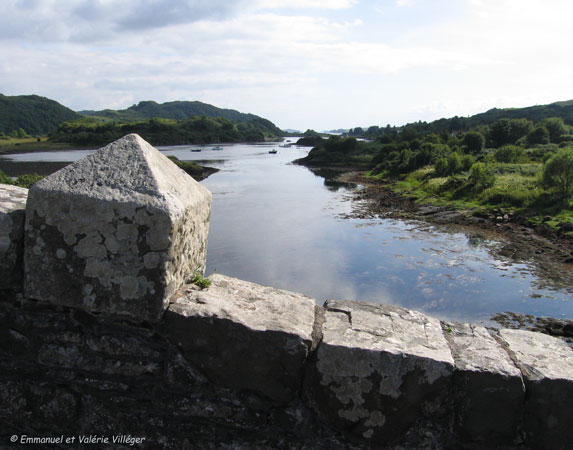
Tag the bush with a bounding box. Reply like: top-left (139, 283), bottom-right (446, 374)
top-left (468, 162), bottom-right (495, 191)
top-left (461, 154), bottom-right (475, 171)
top-left (434, 158), bottom-right (448, 177)
top-left (446, 152), bottom-right (462, 175)
top-left (0, 169), bottom-right (14, 185)
top-left (15, 173), bottom-right (43, 188)
top-left (494, 145), bottom-right (526, 163)
top-left (543, 147), bottom-right (573, 200)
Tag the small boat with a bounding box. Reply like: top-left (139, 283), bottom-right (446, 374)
top-left (212, 146), bottom-right (224, 151)
top-left (268, 149), bottom-right (278, 154)
top-left (191, 148), bottom-right (202, 152)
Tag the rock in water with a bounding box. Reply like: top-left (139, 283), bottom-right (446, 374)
top-left (24, 134), bottom-right (212, 322)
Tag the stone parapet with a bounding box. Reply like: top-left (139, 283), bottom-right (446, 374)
top-left (0, 184), bottom-right (28, 290)
top-left (305, 300), bottom-right (454, 443)
top-left (498, 328), bottom-right (573, 450)
top-left (23, 134), bottom-right (211, 322)
top-left (445, 322), bottom-right (525, 446)
top-left (164, 274), bottom-right (316, 403)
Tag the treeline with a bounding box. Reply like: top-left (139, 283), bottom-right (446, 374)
top-left (296, 116), bottom-right (573, 229)
top-left (81, 100), bottom-right (261, 124)
top-left (50, 116), bottom-right (284, 146)
top-left (0, 94), bottom-right (80, 135)
top-left (345, 100), bottom-right (573, 139)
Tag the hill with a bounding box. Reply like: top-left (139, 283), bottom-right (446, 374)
top-left (349, 100), bottom-right (573, 138)
top-left (80, 100), bottom-right (262, 124)
top-left (0, 94), bottom-right (80, 135)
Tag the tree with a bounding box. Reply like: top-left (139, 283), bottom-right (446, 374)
top-left (494, 145), bottom-right (526, 163)
top-left (527, 126), bottom-right (550, 145)
top-left (462, 131), bottom-right (485, 154)
top-left (489, 119), bottom-right (533, 147)
top-left (540, 117), bottom-right (567, 142)
top-left (542, 147), bottom-right (573, 200)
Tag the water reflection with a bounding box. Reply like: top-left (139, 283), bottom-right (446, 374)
top-left (2, 142), bottom-right (572, 324)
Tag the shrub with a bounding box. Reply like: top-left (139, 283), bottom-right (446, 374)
top-left (543, 147), bottom-right (573, 200)
top-left (461, 154), bottom-right (475, 171)
top-left (468, 162), bottom-right (495, 191)
top-left (434, 158), bottom-right (448, 177)
top-left (15, 173), bottom-right (43, 188)
top-left (446, 152), bottom-right (462, 175)
top-left (494, 145), bottom-right (526, 163)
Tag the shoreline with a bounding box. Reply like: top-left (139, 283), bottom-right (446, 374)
top-left (331, 170), bottom-right (573, 341)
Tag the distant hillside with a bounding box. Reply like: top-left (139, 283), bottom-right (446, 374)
top-left (0, 94), bottom-right (80, 135)
top-left (348, 99), bottom-right (573, 138)
top-left (80, 100), bottom-right (262, 124)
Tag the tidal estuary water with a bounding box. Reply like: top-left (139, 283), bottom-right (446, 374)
top-left (2, 141), bottom-right (572, 325)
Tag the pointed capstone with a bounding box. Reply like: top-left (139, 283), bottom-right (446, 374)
top-left (24, 134), bottom-right (212, 322)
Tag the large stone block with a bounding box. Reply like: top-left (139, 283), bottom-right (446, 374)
top-left (444, 322), bottom-right (524, 444)
top-left (306, 300), bottom-right (454, 443)
top-left (498, 329), bottom-right (573, 450)
top-left (24, 134), bottom-right (211, 322)
top-left (0, 184), bottom-right (28, 289)
top-left (164, 274), bottom-right (316, 403)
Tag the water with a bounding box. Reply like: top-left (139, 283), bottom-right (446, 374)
top-left (2, 142), bottom-right (572, 325)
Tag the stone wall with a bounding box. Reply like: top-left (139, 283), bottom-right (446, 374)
top-left (1, 134), bottom-right (572, 450)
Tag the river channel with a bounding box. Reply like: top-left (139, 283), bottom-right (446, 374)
top-left (2, 141), bottom-right (572, 325)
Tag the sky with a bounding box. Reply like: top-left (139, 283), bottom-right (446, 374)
top-left (2, 0), bottom-right (573, 131)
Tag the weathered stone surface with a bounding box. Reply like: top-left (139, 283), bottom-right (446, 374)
top-left (498, 329), bottom-right (573, 450)
top-left (23, 134), bottom-right (211, 322)
top-left (0, 184), bottom-right (28, 289)
top-left (306, 300), bottom-right (454, 443)
top-left (444, 322), bottom-right (524, 444)
top-left (164, 274), bottom-right (316, 403)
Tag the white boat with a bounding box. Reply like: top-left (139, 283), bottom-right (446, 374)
top-left (212, 146), bottom-right (224, 151)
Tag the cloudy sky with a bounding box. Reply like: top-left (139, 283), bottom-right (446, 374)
top-left (1, 0), bottom-right (572, 130)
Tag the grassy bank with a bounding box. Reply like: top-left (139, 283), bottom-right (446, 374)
top-left (368, 162), bottom-right (573, 236)
top-left (0, 136), bottom-right (77, 153)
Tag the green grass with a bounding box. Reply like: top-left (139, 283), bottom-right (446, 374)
top-left (0, 136), bottom-right (76, 153)
top-left (192, 273), bottom-right (211, 289)
top-left (380, 163), bottom-right (572, 228)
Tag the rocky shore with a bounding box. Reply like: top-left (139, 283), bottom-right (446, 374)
top-left (334, 171), bottom-right (573, 342)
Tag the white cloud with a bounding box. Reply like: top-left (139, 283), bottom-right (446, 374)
top-left (1, 0), bottom-right (573, 130)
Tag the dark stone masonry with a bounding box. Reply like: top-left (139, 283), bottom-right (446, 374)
top-left (1, 135), bottom-right (572, 449)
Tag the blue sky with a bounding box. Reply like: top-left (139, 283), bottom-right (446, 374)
top-left (1, 0), bottom-right (572, 130)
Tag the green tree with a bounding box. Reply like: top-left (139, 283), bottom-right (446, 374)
top-left (540, 117), bottom-right (567, 142)
top-left (542, 147), bottom-right (573, 199)
top-left (494, 145), bottom-right (526, 163)
top-left (527, 126), bottom-right (550, 145)
top-left (489, 119), bottom-right (533, 147)
top-left (462, 131), bottom-right (485, 154)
